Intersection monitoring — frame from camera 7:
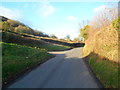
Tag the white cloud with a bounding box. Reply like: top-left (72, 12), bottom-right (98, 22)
top-left (94, 5), bottom-right (107, 12)
top-left (39, 2), bottom-right (56, 18)
top-left (0, 6), bottom-right (22, 20)
top-left (66, 16), bottom-right (77, 21)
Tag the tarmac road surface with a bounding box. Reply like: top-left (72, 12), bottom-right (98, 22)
top-left (7, 47), bottom-right (100, 88)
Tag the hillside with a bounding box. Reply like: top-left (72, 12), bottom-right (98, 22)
top-left (1, 16), bottom-right (84, 47)
top-left (0, 16), bottom-right (49, 37)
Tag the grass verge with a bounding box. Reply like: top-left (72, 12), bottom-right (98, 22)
top-left (2, 42), bottom-right (53, 86)
top-left (39, 44), bottom-right (71, 51)
top-left (87, 53), bottom-right (119, 88)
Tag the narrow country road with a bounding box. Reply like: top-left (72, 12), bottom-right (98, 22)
top-left (7, 47), bottom-right (100, 88)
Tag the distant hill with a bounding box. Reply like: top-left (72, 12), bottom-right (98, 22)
top-left (0, 16), bottom-right (49, 37)
top-left (1, 16), bottom-right (85, 47)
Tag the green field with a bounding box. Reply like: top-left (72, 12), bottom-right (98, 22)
top-left (88, 54), bottom-right (119, 88)
top-left (39, 44), bottom-right (71, 51)
top-left (2, 41), bottom-right (71, 85)
top-left (2, 42), bottom-right (53, 84)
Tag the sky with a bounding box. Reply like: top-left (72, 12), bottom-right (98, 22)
top-left (0, 0), bottom-right (117, 39)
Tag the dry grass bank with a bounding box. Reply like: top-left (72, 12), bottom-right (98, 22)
top-left (83, 24), bottom-right (118, 63)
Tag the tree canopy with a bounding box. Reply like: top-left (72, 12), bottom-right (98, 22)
top-left (80, 25), bottom-right (90, 41)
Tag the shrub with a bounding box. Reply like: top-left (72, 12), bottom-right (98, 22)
top-left (0, 16), bottom-right (8, 21)
top-left (112, 17), bottom-right (120, 31)
top-left (2, 21), bottom-right (13, 31)
top-left (80, 25), bottom-right (90, 40)
top-left (50, 34), bottom-right (58, 39)
top-left (7, 20), bottom-right (21, 27)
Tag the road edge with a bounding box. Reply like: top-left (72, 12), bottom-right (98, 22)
top-left (3, 54), bottom-right (55, 89)
top-left (83, 56), bottom-right (105, 89)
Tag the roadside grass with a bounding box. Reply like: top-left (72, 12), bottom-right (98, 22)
top-left (2, 42), bottom-right (53, 84)
top-left (88, 53), bottom-right (119, 88)
top-left (39, 44), bottom-right (71, 51)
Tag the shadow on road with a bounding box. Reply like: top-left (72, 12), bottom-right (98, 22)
top-left (4, 48), bottom-right (107, 88)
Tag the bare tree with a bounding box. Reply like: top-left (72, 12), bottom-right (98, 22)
top-left (79, 20), bottom-right (90, 29)
top-left (64, 35), bottom-right (71, 41)
top-left (90, 6), bottom-right (118, 30)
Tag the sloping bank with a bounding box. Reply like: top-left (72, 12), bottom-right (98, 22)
top-left (83, 18), bottom-right (119, 88)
